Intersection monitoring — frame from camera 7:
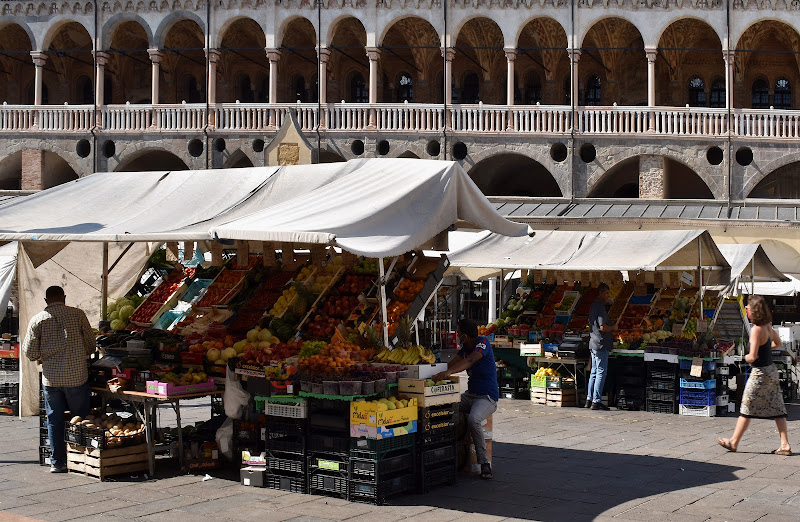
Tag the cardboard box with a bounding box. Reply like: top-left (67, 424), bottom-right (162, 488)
top-left (398, 376), bottom-right (459, 396)
top-left (240, 466), bottom-right (266, 487)
top-left (241, 450), bottom-right (267, 466)
top-left (520, 343), bottom-right (542, 356)
top-left (0, 344), bottom-right (19, 359)
top-left (349, 400), bottom-right (418, 427)
top-left (369, 363), bottom-right (448, 379)
top-left (349, 420), bottom-right (417, 439)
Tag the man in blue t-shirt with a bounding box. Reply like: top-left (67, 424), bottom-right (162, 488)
top-left (586, 282), bottom-right (616, 410)
top-left (434, 318), bottom-right (498, 479)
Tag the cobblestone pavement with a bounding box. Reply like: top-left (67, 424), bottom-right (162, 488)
top-left (1, 398), bottom-right (799, 522)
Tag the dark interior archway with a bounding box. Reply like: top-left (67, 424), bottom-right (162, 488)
top-left (115, 150), bottom-right (189, 172)
top-left (749, 162), bottom-right (800, 198)
top-left (588, 156), bottom-right (713, 199)
top-left (468, 153), bottom-right (561, 197)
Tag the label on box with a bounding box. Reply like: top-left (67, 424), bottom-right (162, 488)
top-left (681, 271), bottom-right (694, 286)
top-left (317, 459), bottom-right (340, 471)
top-left (690, 357), bottom-right (703, 378)
top-left (697, 320), bottom-right (707, 333)
top-left (672, 323), bottom-right (683, 336)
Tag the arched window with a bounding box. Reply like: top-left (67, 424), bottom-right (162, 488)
top-left (688, 76), bottom-right (706, 107)
top-left (102, 78), bottom-right (110, 105)
top-left (183, 75), bottom-right (202, 103)
top-left (255, 74), bottom-right (268, 102)
top-left (752, 79), bottom-right (769, 109)
top-left (563, 76), bottom-right (570, 104)
top-left (709, 78), bottom-right (725, 108)
top-left (775, 78), bottom-right (791, 110)
top-left (309, 73), bottom-right (319, 103)
top-left (586, 75), bottom-right (601, 106)
top-left (291, 74), bottom-right (307, 102)
top-left (76, 75), bottom-right (93, 104)
top-left (236, 73), bottom-right (253, 103)
top-left (462, 72), bottom-right (480, 104)
top-left (434, 72), bottom-right (444, 104)
top-left (397, 72), bottom-right (413, 102)
top-left (349, 72), bottom-right (368, 103)
top-left (525, 71), bottom-right (542, 104)
top-left (451, 75), bottom-right (458, 104)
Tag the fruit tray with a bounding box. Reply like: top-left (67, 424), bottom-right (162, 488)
top-left (145, 378), bottom-right (215, 396)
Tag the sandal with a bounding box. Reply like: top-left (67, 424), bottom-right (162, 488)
top-left (717, 437), bottom-right (737, 452)
top-left (480, 462), bottom-right (493, 480)
top-left (771, 448), bottom-right (792, 456)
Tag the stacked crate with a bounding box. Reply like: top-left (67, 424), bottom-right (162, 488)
top-left (678, 359), bottom-right (717, 417)
top-left (307, 401), bottom-right (351, 499)
top-left (349, 436), bottom-right (417, 505)
top-left (416, 403), bottom-right (458, 493)
top-left (497, 366), bottom-right (530, 400)
top-left (0, 357), bottom-right (20, 417)
top-left (263, 398), bottom-right (308, 493)
top-left (645, 361), bottom-right (677, 414)
top-left (39, 380), bottom-right (50, 466)
top-left (614, 359), bottom-right (645, 411)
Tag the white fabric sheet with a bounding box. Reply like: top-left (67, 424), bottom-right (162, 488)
top-left (0, 242), bottom-right (16, 314)
top-left (716, 244), bottom-right (789, 282)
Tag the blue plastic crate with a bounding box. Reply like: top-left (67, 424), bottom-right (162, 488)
top-left (181, 279), bottom-right (213, 303)
top-left (155, 309), bottom-right (185, 330)
top-left (679, 359), bottom-right (716, 372)
top-left (679, 378), bottom-right (716, 390)
top-left (679, 388), bottom-right (716, 406)
top-left (629, 294), bottom-right (654, 305)
top-left (704, 309), bottom-right (715, 319)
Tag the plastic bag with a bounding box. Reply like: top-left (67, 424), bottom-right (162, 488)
top-left (223, 369), bottom-right (249, 419)
top-left (215, 417), bottom-right (234, 461)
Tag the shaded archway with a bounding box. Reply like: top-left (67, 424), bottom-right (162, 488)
top-left (0, 152), bottom-right (22, 189)
top-left (219, 17), bottom-right (268, 103)
top-left (580, 18), bottom-right (645, 106)
top-left (41, 151), bottom-right (79, 189)
top-left (397, 150), bottom-right (419, 159)
top-left (328, 17), bottom-right (367, 104)
top-left (43, 21), bottom-right (93, 105)
top-left (658, 19), bottom-right (724, 107)
top-left (453, 18), bottom-right (504, 104)
top-left (380, 17), bottom-right (440, 104)
top-left (279, 17), bottom-right (316, 103)
top-left (116, 150), bottom-right (189, 172)
top-left (588, 156), bottom-right (714, 199)
top-left (160, 19), bottom-right (205, 104)
top-left (516, 17), bottom-right (569, 105)
top-left (468, 153), bottom-right (561, 197)
top-left (107, 21), bottom-right (151, 104)
top-left (319, 148), bottom-right (346, 163)
top-left (223, 149), bottom-right (254, 169)
top-left (0, 23), bottom-right (34, 104)
top-left (736, 21), bottom-right (800, 110)
top-left (749, 162), bottom-right (800, 199)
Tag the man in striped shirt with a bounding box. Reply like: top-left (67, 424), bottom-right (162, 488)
top-left (22, 286), bottom-right (96, 473)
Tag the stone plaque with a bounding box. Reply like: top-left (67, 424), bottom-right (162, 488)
top-left (278, 143), bottom-right (300, 165)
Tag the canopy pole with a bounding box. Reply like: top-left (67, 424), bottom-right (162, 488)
top-left (751, 258), bottom-right (755, 295)
top-left (378, 257), bottom-right (389, 348)
top-left (488, 277), bottom-right (497, 324)
top-left (698, 237), bottom-right (703, 318)
top-left (101, 242), bottom-right (109, 323)
top-left (499, 269), bottom-right (505, 320)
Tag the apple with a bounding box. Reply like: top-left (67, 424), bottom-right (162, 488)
top-left (233, 340), bottom-right (247, 354)
top-left (246, 328), bottom-right (260, 343)
top-left (258, 329), bottom-right (273, 342)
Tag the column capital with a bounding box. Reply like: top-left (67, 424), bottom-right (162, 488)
top-left (148, 48), bottom-right (164, 64)
top-left (265, 48), bottom-right (282, 62)
top-left (365, 46), bottom-right (381, 61)
top-left (645, 47), bottom-right (657, 63)
top-left (567, 48), bottom-right (581, 63)
top-left (206, 48), bottom-right (221, 63)
top-left (94, 51), bottom-right (110, 66)
top-left (317, 47), bottom-right (332, 63)
top-left (723, 49), bottom-right (735, 65)
top-left (504, 48), bottom-right (517, 62)
top-left (441, 47), bottom-right (456, 61)
top-left (30, 51), bottom-right (48, 67)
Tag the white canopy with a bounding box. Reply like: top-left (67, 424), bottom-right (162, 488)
top-left (741, 275), bottom-right (800, 297)
top-left (0, 242), bottom-right (16, 314)
top-left (448, 229), bottom-right (730, 281)
top-left (716, 244), bottom-right (788, 283)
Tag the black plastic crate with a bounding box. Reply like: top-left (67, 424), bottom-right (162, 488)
top-left (350, 472), bottom-right (415, 505)
top-left (264, 420), bottom-right (306, 455)
top-left (40, 410), bottom-right (47, 427)
top-left (419, 443), bottom-right (456, 468)
top-left (233, 420), bottom-right (261, 446)
top-left (620, 375), bottom-right (645, 386)
top-left (646, 399), bottom-right (676, 414)
top-left (514, 389), bottom-right (530, 400)
top-left (620, 361), bottom-right (645, 376)
top-left (351, 434), bottom-right (416, 458)
top-left (0, 359), bottom-right (19, 371)
top-left (647, 378), bottom-right (675, 391)
top-left (616, 386), bottom-right (645, 398)
top-left (308, 431), bottom-right (350, 456)
top-left (419, 403), bottom-right (459, 432)
top-left (500, 389), bottom-right (515, 400)
top-left (0, 401), bottom-right (18, 416)
top-left (350, 451), bottom-right (415, 483)
top-left (615, 396), bottom-right (643, 411)
top-left (39, 445), bottom-right (51, 466)
top-left (417, 426), bottom-right (457, 447)
top-left (646, 388), bottom-right (675, 401)
top-left (266, 452), bottom-right (305, 475)
top-left (265, 472), bottom-right (306, 493)
top-left (0, 381), bottom-right (19, 397)
top-left (308, 453), bottom-right (349, 474)
top-left (309, 470), bottom-right (349, 499)
top-left (39, 427), bottom-right (49, 446)
top-left (418, 461), bottom-right (457, 493)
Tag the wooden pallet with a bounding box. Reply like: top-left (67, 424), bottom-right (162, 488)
top-left (67, 443), bottom-right (149, 481)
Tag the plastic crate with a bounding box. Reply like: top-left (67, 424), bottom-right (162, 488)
top-left (265, 472), bottom-right (306, 493)
top-left (265, 399), bottom-right (308, 419)
top-left (264, 420), bottom-right (306, 455)
top-left (418, 462), bottom-right (457, 493)
top-left (350, 451), bottom-right (415, 482)
top-left (309, 470), bottom-right (349, 498)
top-left (648, 369), bottom-right (676, 380)
top-left (679, 378), bottom-right (717, 390)
top-left (646, 389), bottom-right (675, 402)
top-left (0, 359), bottom-right (19, 371)
top-left (39, 427), bottom-right (49, 446)
top-left (308, 431), bottom-right (350, 456)
top-left (679, 389), bottom-right (716, 407)
top-left (351, 433), bottom-right (416, 457)
top-left (530, 375), bottom-right (547, 388)
top-left (267, 453), bottom-right (306, 475)
top-left (679, 404), bottom-right (715, 417)
top-left (647, 379), bottom-right (675, 391)
top-left (39, 445), bottom-right (51, 466)
top-left (419, 443), bottom-right (456, 468)
top-left (615, 396), bottom-right (643, 411)
top-left (418, 403), bottom-right (459, 433)
top-left (0, 370), bottom-right (19, 384)
top-left (417, 425), bottom-right (457, 447)
top-left (679, 359), bottom-right (717, 372)
top-left (646, 400), bottom-right (675, 414)
top-left (349, 472), bottom-right (415, 505)
top-left (233, 420), bottom-right (261, 446)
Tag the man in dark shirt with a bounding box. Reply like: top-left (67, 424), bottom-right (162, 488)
top-left (434, 318), bottom-right (497, 479)
top-left (586, 282), bottom-right (615, 410)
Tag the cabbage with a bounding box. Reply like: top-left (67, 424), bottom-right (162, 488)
top-left (107, 301), bottom-right (117, 313)
top-left (118, 305), bottom-right (135, 321)
top-left (110, 319), bottom-right (127, 331)
top-left (109, 311), bottom-right (119, 321)
top-left (116, 297), bottom-right (133, 310)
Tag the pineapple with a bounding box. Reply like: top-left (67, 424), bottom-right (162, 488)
top-left (364, 324), bottom-right (384, 349)
top-left (395, 316), bottom-right (413, 348)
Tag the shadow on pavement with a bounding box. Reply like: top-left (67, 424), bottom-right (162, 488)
top-left (396, 442), bottom-right (745, 521)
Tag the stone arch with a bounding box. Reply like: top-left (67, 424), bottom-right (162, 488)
top-left (0, 140), bottom-right (89, 178)
top-left (222, 148), bottom-right (255, 169)
top-left (326, 15), bottom-right (366, 49)
top-left (115, 147), bottom-right (189, 172)
top-left (397, 151), bottom-right (420, 159)
top-left (577, 15), bottom-right (643, 51)
top-left (0, 19), bottom-right (37, 50)
top-left (513, 15), bottom-right (567, 50)
top-left (276, 15), bottom-right (316, 49)
top-left (742, 151), bottom-right (800, 199)
top-left (465, 146), bottom-right (564, 196)
top-left (101, 13), bottom-right (154, 49)
top-left (451, 15), bottom-right (508, 49)
top-left (377, 14), bottom-right (441, 49)
top-left (40, 17), bottom-right (91, 50)
top-left (652, 15), bottom-right (724, 53)
top-left (219, 15), bottom-right (266, 47)
top-left (731, 17), bottom-right (800, 56)
top-left (467, 152), bottom-right (562, 197)
top-left (391, 143), bottom-right (424, 159)
top-left (153, 10), bottom-right (205, 49)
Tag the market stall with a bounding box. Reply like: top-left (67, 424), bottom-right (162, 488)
top-left (2, 158), bottom-right (527, 500)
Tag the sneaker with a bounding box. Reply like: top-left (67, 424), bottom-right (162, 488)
top-left (591, 402), bottom-right (610, 411)
top-left (49, 465), bottom-right (67, 473)
top-left (584, 399), bottom-right (593, 408)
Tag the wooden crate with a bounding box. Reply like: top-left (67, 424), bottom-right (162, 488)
top-left (530, 388), bottom-right (547, 405)
top-left (545, 388), bottom-right (578, 407)
top-left (67, 443), bottom-right (149, 481)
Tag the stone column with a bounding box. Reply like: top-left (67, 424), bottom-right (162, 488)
top-left (318, 47), bottom-right (331, 105)
top-left (724, 50), bottom-right (734, 111)
top-left (639, 154), bottom-right (666, 199)
top-left (568, 48), bottom-right (581, 107)
top-left (21, 149), bottom-right (44, 190)
top-left (505, 48), bottom-right (516, 105)
top-left (147, 49), bottom-right (163, 104)
top-left (207, 49), bottom-right (220, 126)
top-left (266, 48), bottom-right (281, 127)
top-left (442, 47), bottom-right (455, 104)
top-left (94, 51), bottom-right (110, 127)
top-left (30, 51), bottom-right (47, 105)
top-left (645, 48), bottom-right (657, 108)
top-left (365, 47), bottom-right (381, 127)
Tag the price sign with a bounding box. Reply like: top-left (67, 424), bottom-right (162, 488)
top-left (210, 242), bottom-right (223, 267)
top-left (581, 272), bottom-right (590, 284)
top-left (654, 272), bottom-right (664, 287)
top-left (236, 240), bottom-right (250, 264)
top-left (183, 241), bottom-right (194, 261)
top-left (262, 242), bottom-right (276, 267)
top-left (681, 271), bottom-right (695, 286)
top-left (697, 320), bottom-right (708, 333)
top-left (672, 323), bottom-right (683, 336)
top-left (690, 357), bottom-right (703, 378)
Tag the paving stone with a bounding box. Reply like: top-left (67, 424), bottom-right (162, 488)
top-left (106, 494), bottom-right (204, 518)
top-left (278, 498), bottom-right (375, 520)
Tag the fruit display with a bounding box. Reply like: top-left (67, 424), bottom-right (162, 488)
top-left (372, 345), bottom-right (435, 365)
top-left (126, 266), bottom-right (195, 327)
top-left (197, 268), bottom-right (249, 307)
top-left (386, 300), bottom-right (411, 337)
top-left (555, 294), bottom-right (576, 312)
top-left (352, 258), bottom-right (378, 275)
top-left (296, 339), bottom-right (367, 375)
top-left (339, 274), bottom-right (374, 296)
top-left (309, 273), bottom-right (337, 294)
top-left (69, 412), bottom-right (145, 448)
top-left (155, 367), bottom-right (209, 385)
top-left (393, 279), bottom-right (424, 302)
top-left (359, 395), bottom-right (417, 412)
top-left (534, 367), bottom-right (561, 377)
top-left (608, 282), bottom-right (635, 322)
top-left (176, 308), bottom-right (234, 336)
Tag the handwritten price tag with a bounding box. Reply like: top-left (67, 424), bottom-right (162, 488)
top-left (690, 357), bottom-right (703, 378)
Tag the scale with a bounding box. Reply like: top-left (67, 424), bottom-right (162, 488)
top-left (556, 336), bottom-right (589, 359)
